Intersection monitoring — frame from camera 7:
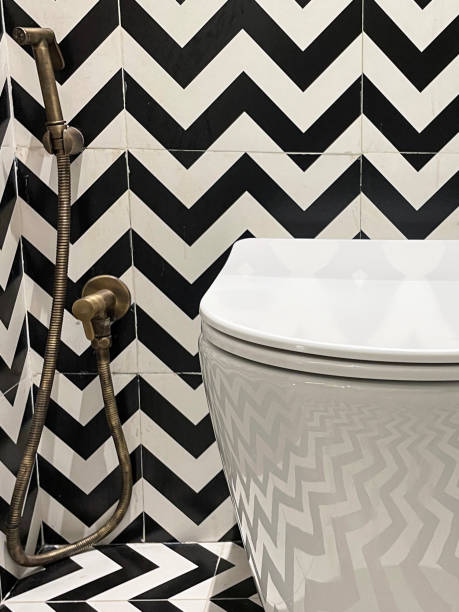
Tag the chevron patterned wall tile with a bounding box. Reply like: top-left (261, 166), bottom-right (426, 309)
top-left (130, 148), bottom-right (361, 374)
top-left (0, 379), bottom-right (41, 598)
top-left (120, 0), bottom-right (362, 155)
top-left (363, 0), bottom-right (459, 154)
top-left (361, 152), bottom-right (459, 238)
top-left (140, 374), bottom-right (238, 543)
top-left (15, 147), bottom-right (137, 375)
top-left (35, 373), bottom-right (143, 546)
top-left (0, 147), bottom-right (28, 394)
top-left (3, 0), bottom-right (125, 150)
top-left (0, 25), bottom-right (14, 150)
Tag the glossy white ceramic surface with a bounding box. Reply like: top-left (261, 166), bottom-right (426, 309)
top-left (200, 239), bottom-right (459, 363)
top-left (200, 334), bottom-right (459, 612)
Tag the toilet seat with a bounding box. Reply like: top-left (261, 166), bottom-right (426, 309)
top-left (200, 238), bottom-right (459, 381)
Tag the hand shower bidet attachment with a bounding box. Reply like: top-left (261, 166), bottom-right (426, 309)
top-left (7, 27), bottom-right (133, 567)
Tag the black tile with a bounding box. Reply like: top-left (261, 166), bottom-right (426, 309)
top-left (363, 0), bottom-right (459, 153)
top-left (142, 446), bottom-right (230, 528)
top-left (36, 376), bottom-right (142, 539)
top-left (362, 154), bottom-right (459, 239)
top-left (0, 80), bottom-right (10, 147)
top-left (4, 0), bottom-right (122, 143)
top-left (133, 543), bottom-right (219, 600)
top-left (0, 387), bottom-right (37, 598)
top-left (121, 0), bottom-right (362, 153)
top-left (16, 152), bottom-right (134, 373)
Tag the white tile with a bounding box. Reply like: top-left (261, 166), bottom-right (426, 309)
top-left (368, 0), bottom-right (459, 51)
top-left (362, 153), bottom-right (459, 239)
top-left (33, 373), bottom-right (142, 544)
top-left (362, 25), bottom-right (459, 152)
top-left (122, 22), bottom-right (362, 152)
top-left (140, 373), bottom-right (237, 543)
top-left (207, 542), bottom-right (254, 599)
top-left (7, 25), bottom-right (125, 149)
top-left (131, 149), bottom-right (360, 373)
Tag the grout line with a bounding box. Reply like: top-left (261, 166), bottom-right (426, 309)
top-left (14, 145), bottom-right (457, 156)
top-left (360, 0), bottom-right (364, 238)
top-left (136, 375), bottom-right (146, 542)
top-left (3, 598), bottom-right (258, 604)
top-left (1, 380), bottom-right (20, 397)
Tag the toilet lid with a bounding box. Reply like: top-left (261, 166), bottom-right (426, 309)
top-left (199, 239), bottom-right (459, 363)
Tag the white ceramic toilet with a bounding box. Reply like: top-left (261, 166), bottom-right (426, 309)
top-left (199, 239), bottom-right (459, 612)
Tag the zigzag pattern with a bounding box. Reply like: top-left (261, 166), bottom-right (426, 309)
top-left (0, 147), bottom-right (28, 394)
top-left (362, 149), bottom-right (459, 238)
top-left (0, 0), bottom-right (458, 595)
top-left (140, 375), bottom-right (236, 542)
top-left (35, 374), bottom-right (143, 544)
top-left (3, 542), bottom-right (261, 610)
top-left (4, 0), bottom-right (125, 149)
top-left (131, 148), bottom-right (361, 374)
top-left (201, 337), bottom-right (459, 612)
top-left (363, 0), bottom-right (459, 159)
top-left (122, 0), bottom-right (362, 159)
top-left (16, 149), bottom-right (136, 374)
top-left (0, 379), bottom-right (40, 597)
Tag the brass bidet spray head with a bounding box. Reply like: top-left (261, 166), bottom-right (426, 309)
top-left (12, 27), bottom-right (84, 155)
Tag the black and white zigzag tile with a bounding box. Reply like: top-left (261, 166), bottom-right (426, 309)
top-left (140, 374), bottom-right (237, 543)
top-left (16, 146), bottom-right (136, 375)
top-left (0, 379), bottom-right (41, 599)
top-left (121, 0), bottom-right (362, 156)
top-left (0, 23), bottom-right (14, 151)
top-left (2, 542), bottom-right (262, 610)
top-left (362, 152), bottom-right (459, 238)
top-left (130, 149), bottom-right (361, 374)
top-left (0, 146), bottom-right (28, 394)
top-left (363, 0), bottom-right (459, 155)
top-left (33, 374), bottom-right (143, 547)
top-left (3, 0), bottom-right (126, 150)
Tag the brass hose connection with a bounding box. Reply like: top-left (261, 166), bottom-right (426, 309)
top-left (12, 27), bottom-right (83, 155)
top-left (72, 276), bottom-right (132, 350)
top-left (72, 289), bottom-right (115, 348)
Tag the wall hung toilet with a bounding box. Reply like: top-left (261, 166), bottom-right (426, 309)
top-left (199, 239), bottom-right (459, 612)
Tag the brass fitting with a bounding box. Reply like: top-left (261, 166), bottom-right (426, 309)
top-left (72, 275), bottom-right (131, 345)
top-left (72, 289), bottom-right (115, 342)
top-left (12, 26), bottom-right (84, 156)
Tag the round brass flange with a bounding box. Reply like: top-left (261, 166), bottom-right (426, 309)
top-left (81, 275), bottom-right (131, 322)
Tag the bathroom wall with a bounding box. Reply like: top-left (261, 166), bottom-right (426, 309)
top-left (0, 0), bottom-right (458, 597)
top-left (0, 3), bottom-right (39, 597)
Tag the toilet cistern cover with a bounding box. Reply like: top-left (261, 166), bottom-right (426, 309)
top-left (199, 238), bottom-right (459, 363)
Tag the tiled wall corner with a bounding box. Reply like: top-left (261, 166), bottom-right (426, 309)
top-left (0, 0), bottom-right (36, 598)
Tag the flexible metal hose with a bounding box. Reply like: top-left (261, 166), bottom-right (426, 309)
top-left (7, 151), bottom-right (133, 566)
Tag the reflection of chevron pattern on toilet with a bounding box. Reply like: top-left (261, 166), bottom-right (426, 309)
top-left (201, 339), bottom-right (459, 612)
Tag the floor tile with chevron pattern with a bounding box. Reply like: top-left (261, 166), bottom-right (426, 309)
top-left (1, 543), bottom-right (263, 610)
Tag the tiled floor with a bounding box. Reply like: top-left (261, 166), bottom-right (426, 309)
top-left (1, 543), bottom-right (263, 611)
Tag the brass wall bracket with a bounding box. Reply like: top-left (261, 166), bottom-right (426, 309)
top-left (43, 125), bottom-right (84, 155)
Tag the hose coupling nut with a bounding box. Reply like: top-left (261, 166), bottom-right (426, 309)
top-left (91, 335), bottom-right (112, 350)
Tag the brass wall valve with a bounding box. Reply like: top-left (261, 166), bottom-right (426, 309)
top-left (72, 275), bottom-right (131, 344)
